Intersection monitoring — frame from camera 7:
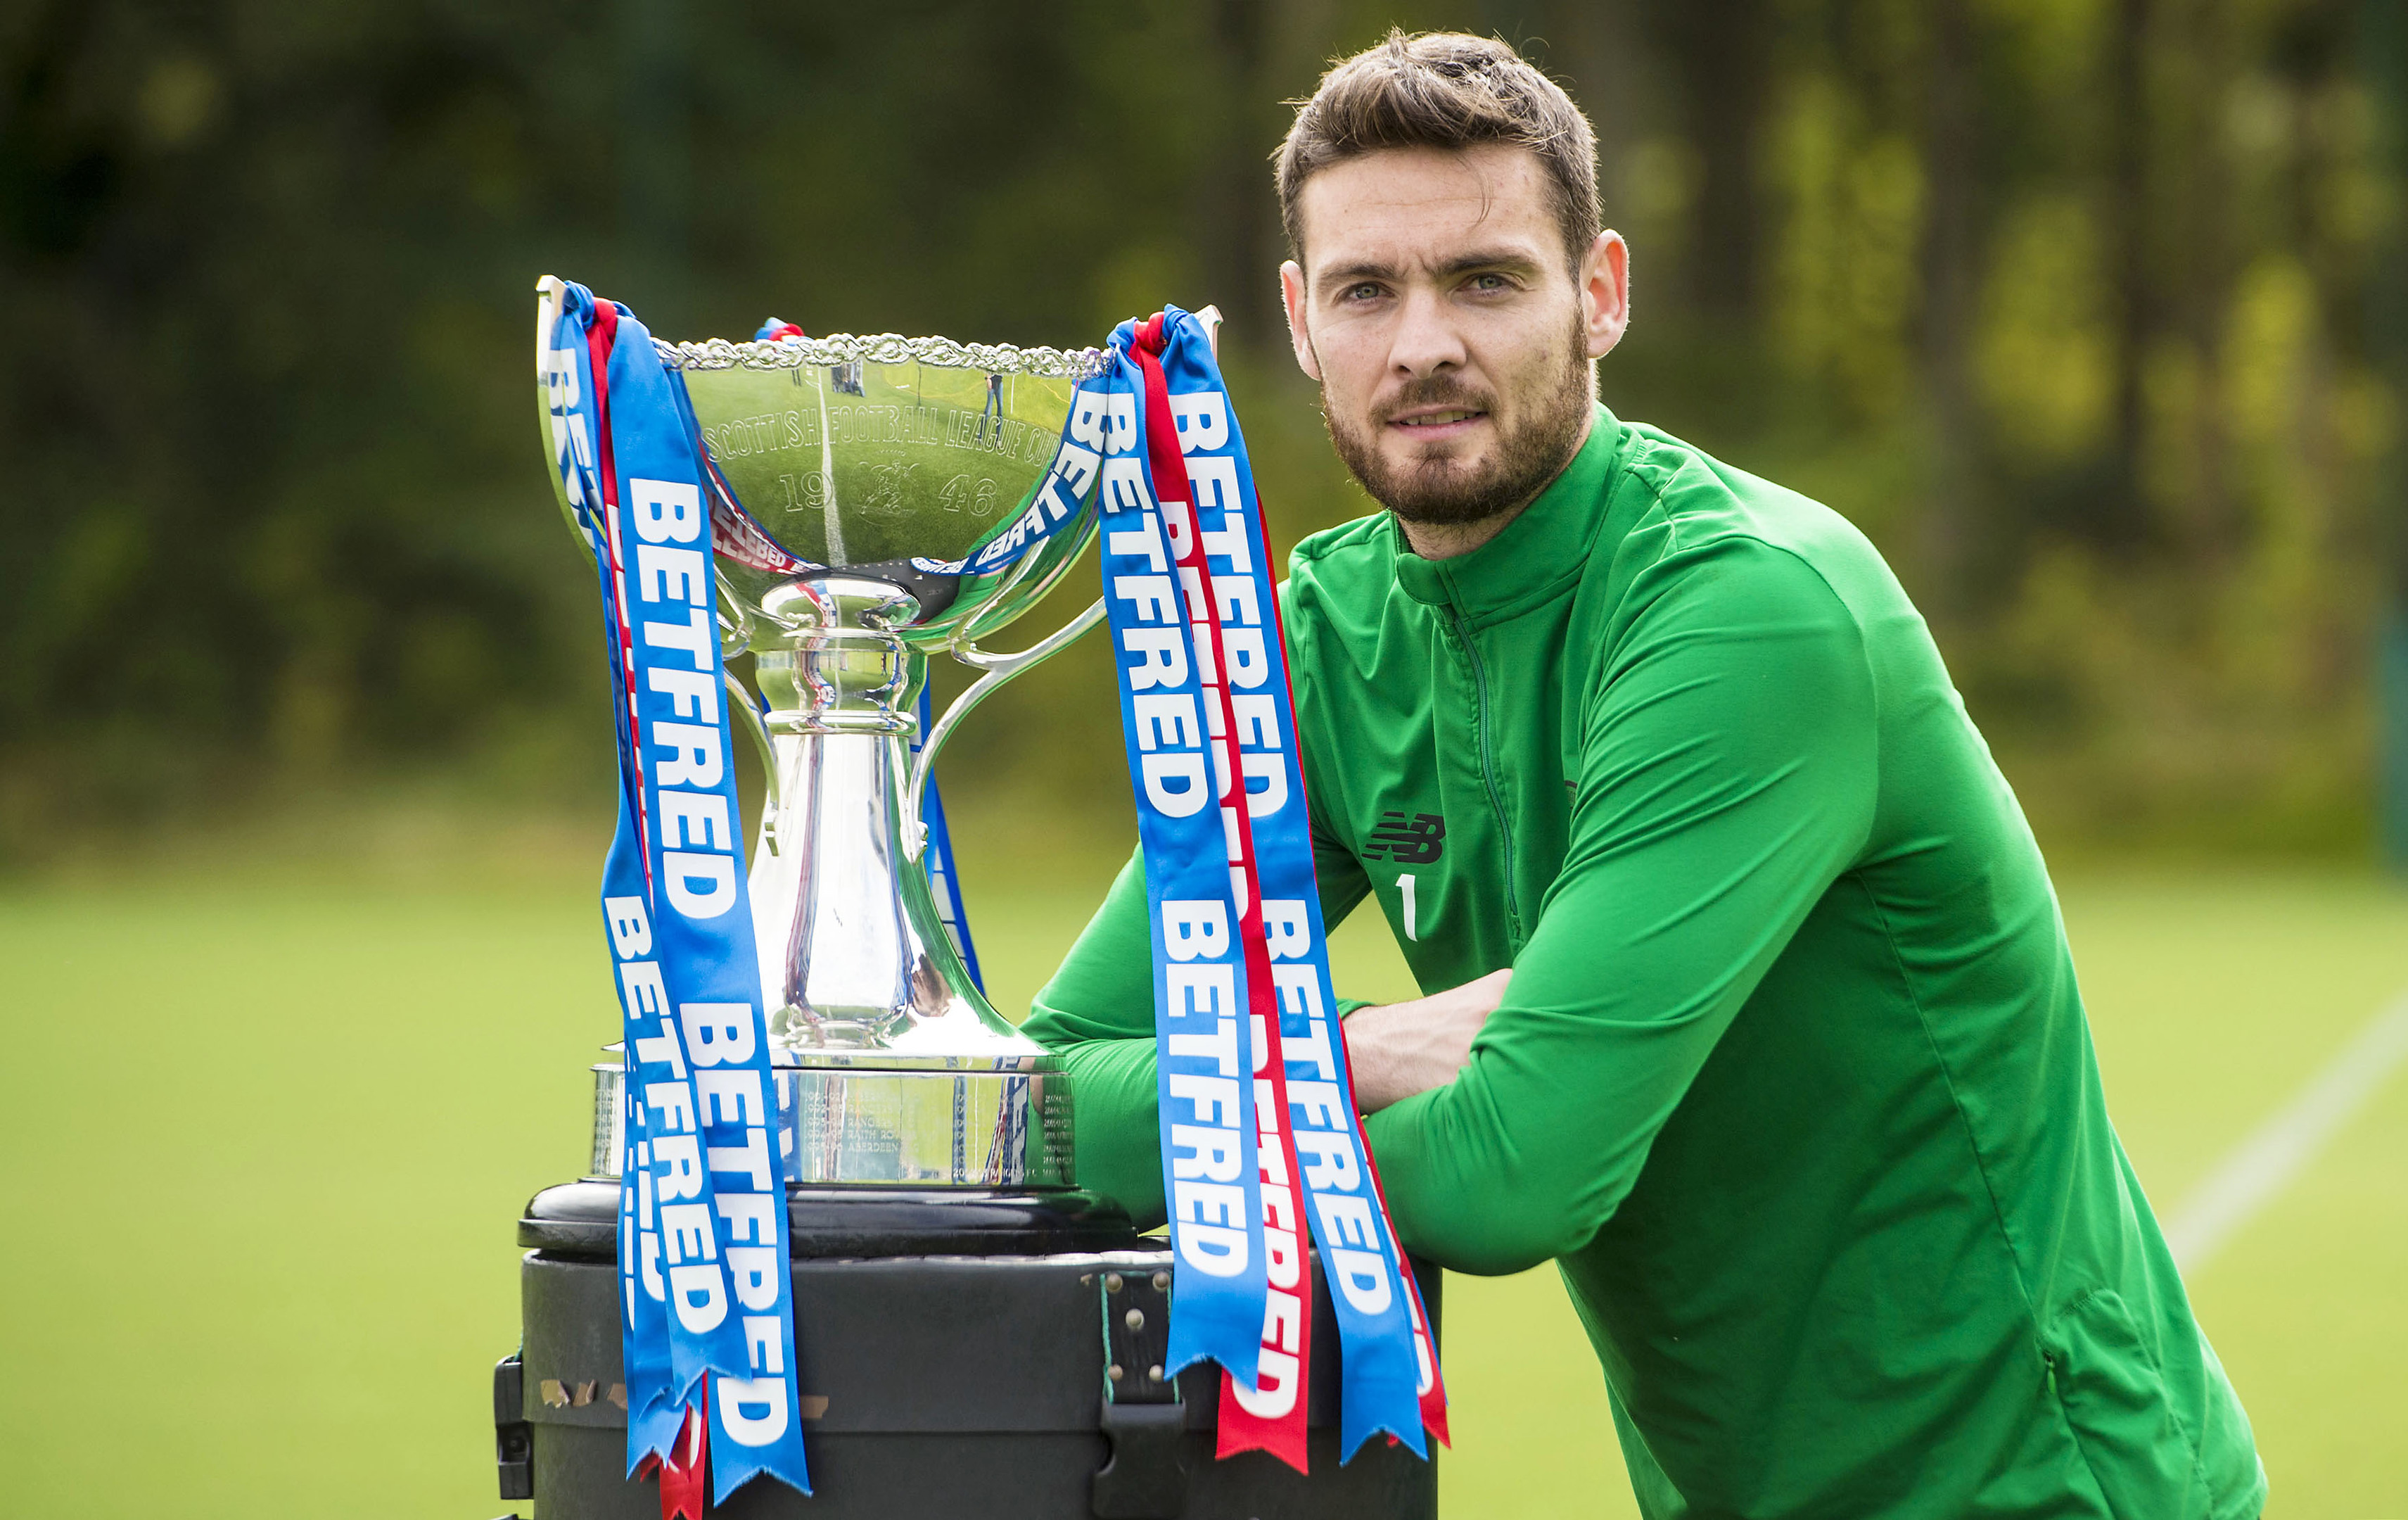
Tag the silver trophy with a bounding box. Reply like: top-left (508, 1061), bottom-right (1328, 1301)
top-left (535, 277), bottom-right (1193, 1191)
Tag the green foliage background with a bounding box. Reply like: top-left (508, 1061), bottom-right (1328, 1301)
top-left (3, 0), bottom-right (2405, 860)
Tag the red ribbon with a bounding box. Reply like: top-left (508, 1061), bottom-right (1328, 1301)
top-left (1130, 315), bottom-right (1314, 1472)
top-left (635, 1397), bottom-right (711, 1520)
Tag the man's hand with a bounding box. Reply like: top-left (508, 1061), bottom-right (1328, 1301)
top-left (1344, 969), bottom-right (1512, 1114)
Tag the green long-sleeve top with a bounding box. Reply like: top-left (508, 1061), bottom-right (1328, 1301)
top-left (1024, 406), bottom-right (2263, 1519)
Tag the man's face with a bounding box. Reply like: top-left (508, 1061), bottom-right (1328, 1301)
top-left (1280, 144), bottom-right (1629, 528)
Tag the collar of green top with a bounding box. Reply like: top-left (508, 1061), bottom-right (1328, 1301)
top-left (1388, 403), bottom-right (1624, 626)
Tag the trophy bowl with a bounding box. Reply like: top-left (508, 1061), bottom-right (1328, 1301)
top-left (537, 278), bottom-right (1125, 1190)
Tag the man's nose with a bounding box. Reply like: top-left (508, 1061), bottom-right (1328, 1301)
top-left (1388, 285), bottom-right (1467, 379)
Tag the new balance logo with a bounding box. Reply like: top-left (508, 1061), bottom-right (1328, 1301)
top-left (1362, 811), bottom-right (1445, 866)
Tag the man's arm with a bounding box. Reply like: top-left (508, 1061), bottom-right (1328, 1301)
top-left (1024, 826), bottom-right (1373, 1227)
top-left (1360, 536), bottom-right (1878, 1274)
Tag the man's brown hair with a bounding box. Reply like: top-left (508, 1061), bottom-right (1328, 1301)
top-left (1274, 30), bottom-right (1602, 276)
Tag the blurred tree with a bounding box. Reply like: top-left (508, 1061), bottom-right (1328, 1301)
top-left (0, 0), bottom-right (2395, 861)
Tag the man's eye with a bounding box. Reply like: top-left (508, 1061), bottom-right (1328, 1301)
top-left (1346, 283), bottom-right (1384, 302)
top-left (1470, 273), bottom-right (1511, 292)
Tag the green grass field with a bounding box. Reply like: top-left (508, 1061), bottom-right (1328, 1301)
top-left (2, 825), bottom-right (2402, 1516)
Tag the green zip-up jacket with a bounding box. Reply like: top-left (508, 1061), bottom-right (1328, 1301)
top-left (1024, 407), bottom-right (2263, 1519)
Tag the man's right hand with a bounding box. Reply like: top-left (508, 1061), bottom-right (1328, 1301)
top-left (1342, 968), bottom-right (1513, 1114)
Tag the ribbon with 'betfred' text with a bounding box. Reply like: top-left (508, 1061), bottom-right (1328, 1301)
top-left (544, 282), bottom-right (812, 1506)
top-left (1100, 306), bottom-right (1446, 1467)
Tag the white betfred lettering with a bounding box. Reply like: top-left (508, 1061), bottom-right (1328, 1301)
top-left (1167, 390), bottom-right (1229, 453)
top-left (1314, 1191), bottom-right (1377, 1250)
top-left (1176, 564), bottom-right (1211, 622)
top-left (642, 608), bottom-right (716, 671)
top-left (1100, 457), bottom-right (1153, 520)
top-left (661, 1202), bottom-right (715, 1264)
top-left (717, 1374), bottom-right (790, 1445)
top-left (1287, 1081), bottom-right (1346, 1130)
top-left (620, 961), bottom-right (668, 1016)
top-left (1187, 454), bottom-right (1242, 512)
top-left (605, 897), bottom-right (652, 958)
top-left (1140, 753), bottom-right (1209, 817)
top-left (1188, 616), bottom-right (1220, 687)
top-left (670, 1265), bottom-right (729, 1331)
top-left (1328, 1248), bottom-right (1396, 1316)
top-left (644, 1082), bottom-right (696, 1132)
top-left (1176, 1181), bottom-right (1245, 1229)
top-left (1103, 392), bottom-right (1138, 455)
top-left (1263, 1288), bottom-right (1303, 1353)
top-left (726, 1247), bottom-right (779, 1312)
top-left (663, 851), bottom-right (737, 918)
top-left (1261, 901), bottom-right (1311, 962)
top-left (646, 667), bottom-right (719, 721)
top-left (1114, 575), bottom-right (1178, 625)
top-left (661, 792), bottom-right (731, 851)
top-left (1295, 1131), bottom-right (1361, 1193)
top-left (1223, 627), bottom-right (1268, 689)
top-left (1242, 752), bottom-right (1289, 818)
top-left (743, 1317), bottom-right (786, 1376)
top-left (633, 1024), bottom-right (688, 1079)
top-left (1053, 438), bottom-right (1101, 498)
top-left (1264, 1205), bottom-right (1301, 1291)
top-left (1161, 901), bottom-right (1229, 961)
top-left (696, 1068), bottom-right (764, 1127)
top-left (1067, 390), bottom-right (1110, 452)
top-left (1119, 626), bottom-right (1188, 690)
top-left (1199, 512), bottom-right (1252, 574)
top-left (1230, 695), bottom-right (1279, 749)
top-left (654, 1134), bottom-right (704, 1201)
top-left (1167, 963), bottom-right (1237, 1019)
top-left (649, 722), bottom-right (723, 790)
top-left (1272, 963), bottom-right (1325, 1019)
top-left (1229, 1345), bottom-right (1299, 1419)
top-left (1132, 694), bottom-right (1200, 752)
top-left (1169, 1125), bottom-right (1244, 1182)
top-left (679, 1003), bottom-right (756, 1066)
top-left (1167, 1015), bottom-right (1240, 1077)
top-left (1283, 1017), bottom-right (1337, 1081)
top-left (637, 543), bottom-right (709, 604)
top-left (716, 1192), bottom-right (777, 1244)
top-left (632, 479), bottom-right (703, 544)
top-left (1168, 1073), bottom-right (1240, 1126)
top-left (1213, 571), bottom-right (1260, 627)
top-left (1161, 498), bottom-right (1195, 560)
top-left (708, 1127), bottom-right (775, 1189)
top-left (718, 1194), bottom-right (775, 1243)
top-left (1176, 1225), bottom-right (1249, 1277)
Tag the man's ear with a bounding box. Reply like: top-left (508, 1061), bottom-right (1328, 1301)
top-left (1279, 260), bottom-right (1323, 382)
top-left (1583, 232), bottom-right (1631, 361)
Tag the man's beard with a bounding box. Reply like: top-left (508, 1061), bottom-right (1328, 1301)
top-left (1323, 315), bottom-right (1594, 529)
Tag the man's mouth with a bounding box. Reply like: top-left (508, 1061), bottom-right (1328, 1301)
top-left (1392, 409), bottom-right (1486, 428)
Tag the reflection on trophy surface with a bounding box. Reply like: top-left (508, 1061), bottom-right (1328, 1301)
top-left (537, 279), bottom-right (1114, 1191)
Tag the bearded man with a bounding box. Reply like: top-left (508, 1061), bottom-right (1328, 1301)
top-left (1025, 30), bottom-right (2263, 1519)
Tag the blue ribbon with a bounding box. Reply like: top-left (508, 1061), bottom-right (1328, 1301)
top-left (544, 283), bottom-right (813, 1502)
top-left (1099, 308), bottom-right (1433, 1457)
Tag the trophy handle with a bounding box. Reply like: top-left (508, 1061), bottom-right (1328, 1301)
top-left (900, 595), bottom-right (1109, 861)
top-left (895, 306), bottom-right (1219, 858)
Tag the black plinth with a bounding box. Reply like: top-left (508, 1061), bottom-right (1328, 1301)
top-left (502, 1182), bottom-right (1441, 1519)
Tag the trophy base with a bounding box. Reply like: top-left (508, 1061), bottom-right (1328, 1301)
top-left (592, 1058), bottom-right (1073, 1189)
top-left (497, 1182), bottom-right (1441, 1519)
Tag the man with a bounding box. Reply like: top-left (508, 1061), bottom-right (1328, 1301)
top-left (1026, 30), bottom-right (2262, 1519)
